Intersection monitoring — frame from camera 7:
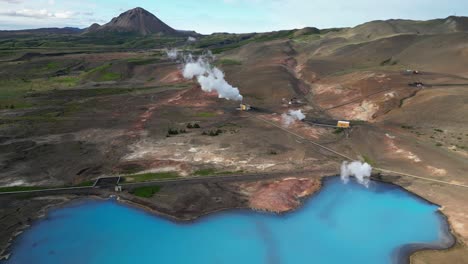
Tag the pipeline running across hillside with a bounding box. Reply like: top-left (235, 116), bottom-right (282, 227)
top-left (249, 112), bottom-right (468, 189)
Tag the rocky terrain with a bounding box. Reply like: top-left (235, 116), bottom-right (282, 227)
top-left (0, 7), bottom-right (467, 263)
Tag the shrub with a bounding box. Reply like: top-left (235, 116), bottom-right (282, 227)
top-left (333, 127), bottom-right (344, 134)
top-left (167, 128), bottom-right (179, 135)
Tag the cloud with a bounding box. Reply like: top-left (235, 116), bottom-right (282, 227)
top-left (0, 9), bottom-right (74, 19)
top-left (0, 0), bottom-right (23, 3)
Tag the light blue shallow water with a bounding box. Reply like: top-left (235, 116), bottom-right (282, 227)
top-left (4, 177), bottom-right (452, 264)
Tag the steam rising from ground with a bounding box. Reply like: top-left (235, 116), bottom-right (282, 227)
top-left (281, 110), bottom-right (306, 127)
top-left (165, 48), bottom-right (179, 60)
top-left (182, 54), bottom-right (243, 101)
top-left (340, 161), bottom-right (372, 187)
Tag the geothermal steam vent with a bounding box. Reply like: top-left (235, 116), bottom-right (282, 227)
top-left (182, 55), bottom-right (243, 101)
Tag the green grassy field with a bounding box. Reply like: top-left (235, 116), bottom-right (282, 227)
top-left (121, 172), bottom-right (179, 183)
top-left (130, 186), bottom-right (161, 198)
top-left (194, 112), bottom-right (218, 118)
top-left (216, 59), bottom-right (242, 66)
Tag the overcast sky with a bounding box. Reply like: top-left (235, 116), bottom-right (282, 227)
top-left (0, 0), bottom-right (467, 33)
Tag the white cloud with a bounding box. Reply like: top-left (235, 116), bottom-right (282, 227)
top-left (0, 0), bottom-right (23, 3)
top-left (0, 9), bottom-right (74, 19)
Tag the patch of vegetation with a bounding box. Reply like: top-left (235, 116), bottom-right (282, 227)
top-left (50, 76), bottom-right (80, 87)
top-left (167, 128), bottom-right (187, 137)
top-left (99, 72), bottom-right (121, 82)
top-left (46, 61), bottom-right (60, 70)
top-left (362, 155), bottom-right (376, 166)
top-left (87, 63), bottom-right (111, 74)
top-left (72, 180), bottom-right (95, 187)
top-left (379, 57), bottom-right (398, 66)
top-left (126, 57), bottom-right (161, 65)
top-left (195, 112), bottom-right (217, 118)
top-left (216, 59), bottom-right (242, 66)
top-left (118, 164), bottom-right (145, 174)
top-left (434, 129), bottom-right (444, 133)
top-left (436, 142), bottom-right (443, 147)
top-left (131, 186), bottom-right (161, 198)
top-left (202, 129), bottom-right (223, 137)
top-left (333, 127), bottom-right (345, 134)
top-left (186, 123), bottom-right (201, 129)
top-left (85, 63), bottom-right (121, 82)
top-left (401, 125), bottom-right (414, 129)
top-left (121, 172), bottom-right (179, 183)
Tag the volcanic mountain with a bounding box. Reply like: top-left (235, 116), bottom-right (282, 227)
top-left (86, 7), bottom-right (177, 36)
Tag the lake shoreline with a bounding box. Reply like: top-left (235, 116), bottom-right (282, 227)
top-left (0, 175), bottom-right (458, 263)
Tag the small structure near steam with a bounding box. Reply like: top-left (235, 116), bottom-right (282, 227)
top-left (238, 103), bottom-right (251, 111)
top-left (337, 121), bottom-right (350, 128)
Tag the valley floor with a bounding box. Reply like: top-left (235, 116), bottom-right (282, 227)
top-left (1, 33), bottom-right (468, 263)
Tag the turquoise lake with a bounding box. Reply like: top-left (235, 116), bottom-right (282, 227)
top-left (3, 177), bottom-right (453, 264)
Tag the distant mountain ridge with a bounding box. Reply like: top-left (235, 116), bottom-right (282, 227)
top-left (339, 16), bottom-right (468, 41)
top-left (85, 7), bottom-right (177, 36)
top-left (0, 8), bottom-right (467, 39)
top-left (0, 27), bottom-right (83, 37)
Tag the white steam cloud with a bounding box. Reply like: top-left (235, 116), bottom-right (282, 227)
top-left (340, 161), bottom-right (372, 187)
top-left (281, 109), bottom-right (306, 127)
top-left (187, 36), bottom-right (197, 42)
top-left (182, 54), bottom-right (243, 101)
top-left (165, 48), bottom-right (179, 60)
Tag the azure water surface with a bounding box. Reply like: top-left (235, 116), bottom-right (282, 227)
top-left (4, 177), bottom-right (453, 264)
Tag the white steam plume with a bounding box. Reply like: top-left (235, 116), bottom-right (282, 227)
top-left (340, 161), bottom-right (372, 187)
top-left (182, 55), bottom-right (243, 101)
top-left (281, 109), bottom-right (306, 127)
top-left (187, 36), bottom-right (197, 42)
top-left (165, 48), bottom-right (179, 60)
